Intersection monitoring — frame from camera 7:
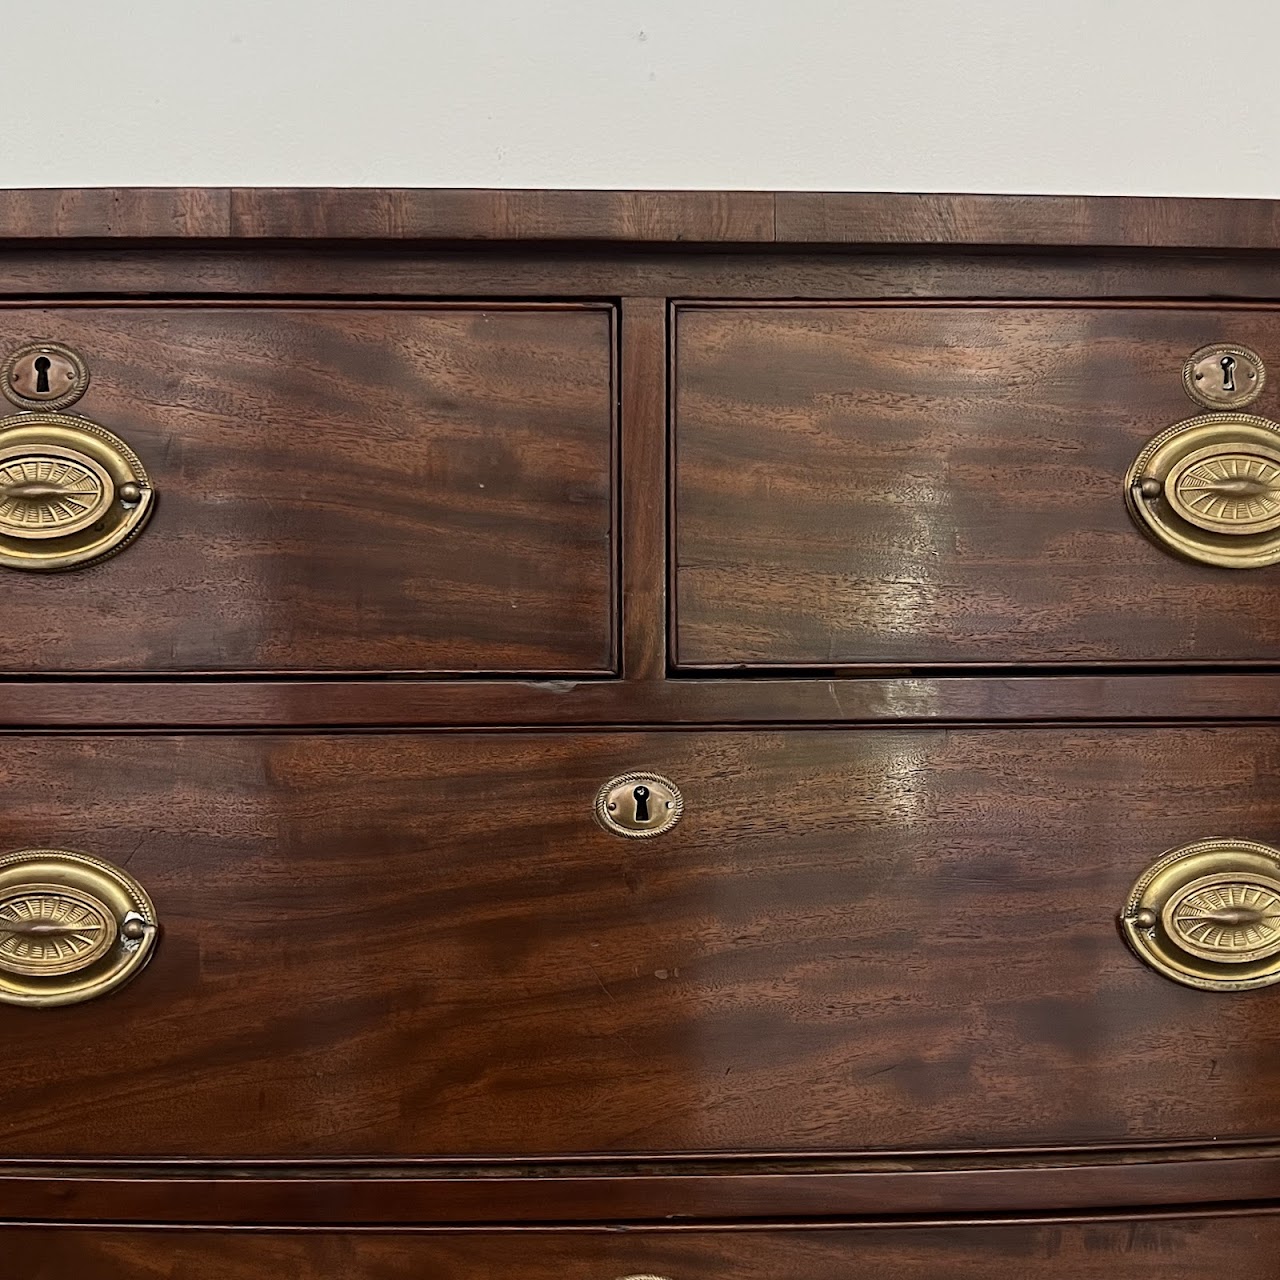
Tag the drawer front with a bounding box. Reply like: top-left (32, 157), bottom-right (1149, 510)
top-left (674, 304), bottom-right (1280, 668)
top-left (0, 304), bottom-right (615, 674)
top-left (6, 1216), bottom-right (1280, 1279)
top-left (4, 729), bottom-right (1280, 1159)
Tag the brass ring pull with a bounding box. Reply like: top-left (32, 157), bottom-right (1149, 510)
top-left (0, 412), bottom-right (155, 571)
top-left (1126, 413), bottom-right (1280, 567)
top-left (1120, 838), bottom-right (1280, 991)
top-left (0, 849), bottom-right (159, 1007)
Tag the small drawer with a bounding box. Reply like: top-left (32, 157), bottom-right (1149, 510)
top-left (6, 1214), bottom-right (1280, 1279)
top-left (674, 303), bottom-right (1280, 669)
top-left (3, 728), bottom-right (1280, 1159)
top-left (0, 303), bottom-right (615, 674)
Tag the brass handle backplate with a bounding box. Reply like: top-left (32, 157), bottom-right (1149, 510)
top-left (0, 412), bottom-right (155, 571)
top-left (1120, 838), bottom-right (1280, 991)
top-left (0, 849), bottom-right (158, 1007)
top-left (1126, 413), bottom-right (1280, 568)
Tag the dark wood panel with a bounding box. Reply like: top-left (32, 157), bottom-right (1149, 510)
top-left (0, 188), bottom-right (231, 239)
top-left (229, 188), bottom-right (778, 243)
top-left (0, 304), bottom-right (615, 674)
top-left (776, 191), bottom-right (1280, 249)
top-left (10, 673), bottom-right (1280, 728)
top-left (620, 298), bottom-right (668, 679)
top-left (2, 188), bottom-right (1280, 249)
top-left (12, 250), bottom-right (1280, 302)
top-left (7, 192), bottom-right (1280, 1253)
top-left (4, 729), bottom-right (1280, 1159)
top-left (3, 1147), bottom-right (1279, 1222)
top-left (7, 1213), bottom-right (1280, 1280)
top-left (675, 304), bottom-right (1280, 667)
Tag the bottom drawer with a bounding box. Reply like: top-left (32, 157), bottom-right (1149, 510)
top-left (6, 1213), bottom-right (1280, 1279)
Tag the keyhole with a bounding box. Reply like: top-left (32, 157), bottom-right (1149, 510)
top-left (1221, 355), bottom-right (1237, 393)
top-left (32, 355), bottom-right (50, 394)
top-left (632, 785), bottom-right (651, 823)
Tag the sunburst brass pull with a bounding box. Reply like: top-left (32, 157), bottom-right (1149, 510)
top-left (0, 412), bottom-right (154, 571)
top-left (1126, 413), bottom-right (1280, 568)
top-left (0, 849), bottom-right (159, 1007)
top-left (1120, 838), bottom-right (1280, 991)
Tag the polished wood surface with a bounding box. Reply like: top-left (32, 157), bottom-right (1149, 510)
top-left (6, 192), bottom-right (1280, 1260)
top-left (4, 188), bottom-right (1280, 249)
top-left (4, 1145), bottom-right (1279, 1223)
top-left (16, 250), bottom-right (1280, 303)
top-left (620, 297), bottom-right (669, 680)
top-left (9, 673), bottom-right (1280, 729)
top-left (676, 303), bottom-right (1280, 668)
top-left (8, 1212), bottom-right (1280, 1279)
top-left (2, 728), bottom-right (1279, 1159)
top-left (0, 304), bottom-right (614, 674)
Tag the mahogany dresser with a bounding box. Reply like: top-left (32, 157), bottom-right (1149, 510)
top-left (4, 189), bottom-right (1280, 1278)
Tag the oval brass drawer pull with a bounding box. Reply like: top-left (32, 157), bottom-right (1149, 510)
top-left (1121, 838), bottom-right (1280, 990)
top-left (1126, 413), bottom-right (1280, 568)
top-left (0, 849), bottom-right (158, 1007)
top-left (0, 412), bottom-right (155, 571)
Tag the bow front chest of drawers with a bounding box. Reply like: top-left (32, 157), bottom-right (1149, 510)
top-left (5, 189), bottom-right (1280, 1277)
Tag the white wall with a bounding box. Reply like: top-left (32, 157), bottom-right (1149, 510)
top-left (6, 0), bottom-right (1276, 195)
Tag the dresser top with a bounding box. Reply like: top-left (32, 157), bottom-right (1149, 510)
top-left (3, 188), bottom-right (1280, 248)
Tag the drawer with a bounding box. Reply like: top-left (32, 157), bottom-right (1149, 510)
top-left (4, 728), bottom-right (1280, 1159)
top-left (0, 304), bottom-right (615, 674)
top-left (6, 1214), bottom-right (1280, 1279)
top-left (674, 303), bottom-right (1280, 668)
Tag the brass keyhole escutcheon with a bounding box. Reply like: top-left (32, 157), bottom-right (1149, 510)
top-left (595, 773), bottom-right (684, 838)
top-left (1126, 413), bottom-right (1280, 567)
top-left (0, 849), bottom-right (159, 1007)
top-left (1121, 838), bottom-right (1280, 991)
top-left (2, 341), bottom-right (90, 411)
top-left (1183, 344), bottom-right (1266, 410)
top-left (0, 412), bottom-right (155, 571)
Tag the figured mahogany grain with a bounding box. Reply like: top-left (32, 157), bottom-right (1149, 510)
top-left (774, 191), bottom-right (1280, 249)
top-left (619, 298), bottom-right (668, 679)
top-left (8, 673), bottom-right (1280, 728)
top-left (675, 303), bottom-right (1280, 668)
top-left (7, 1213), bottom-right (1280, 1280)
top-left (0, 187), bottom-right (230, 239)
top-left (6, 190), bottom-right (1280, 1249)
top-left (228, 188), bottom-right (778, 243)
top-left (11, 249), bottom-right (1280, 303)
top-left (0, 304), bottom-right (615, 674)
top-left (3, 728), bottom-right (1280, 1160)
top-left (3, 188), bottom-right (1280, 249)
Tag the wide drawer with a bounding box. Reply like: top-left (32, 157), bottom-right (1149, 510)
top-left (674, 303), bottom-right (1280, 668)
top-left (0, 303), bottom-right (615, 674)
top-left (3, 728), bottom-right (1280, 1159)
top-left (6, 1214), bottom-right (1280, 1279)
